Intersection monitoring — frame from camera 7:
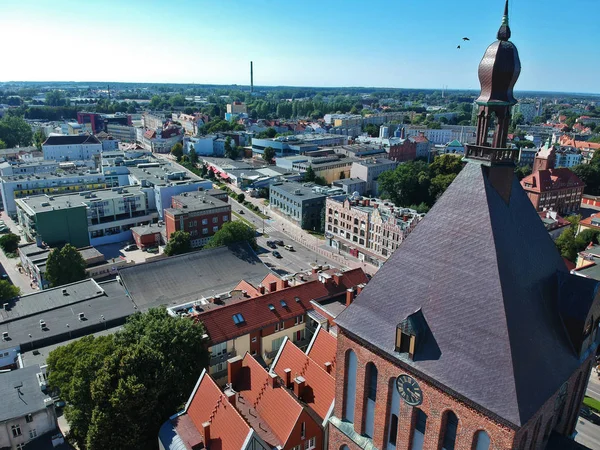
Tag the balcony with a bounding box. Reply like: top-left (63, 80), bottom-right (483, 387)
top-left (464, 144), bottom-right (518, 166)
top-left (210, 349), bottom-right (237, 367)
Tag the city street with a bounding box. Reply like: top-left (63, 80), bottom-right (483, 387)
top-left (575, 415), bottom-right (600, 449)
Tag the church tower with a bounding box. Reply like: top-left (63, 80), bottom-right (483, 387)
top-left (327, 2), bottom-right (600, 450)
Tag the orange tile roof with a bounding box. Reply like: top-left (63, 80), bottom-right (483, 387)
top-left (306, 327), bottom-right (337, 373)
top-left (559, 135), bottom-right (600, 150)
top-left (197, 269), bottom-right (367, 345)
top-left (238, 354), bottom-right (303, 446)
top-left (273, 337), bottom-right (335, 421)
top-left (521, 168), bottom-right (585, 193)
top-left (579, 213), bottom-right (600, 231)
top-left (260, 273), bottom-right (281, 290)
top-left (232, 280), bottom-right (261, 298)
top-left (184, 370), bottom-right (251, 450)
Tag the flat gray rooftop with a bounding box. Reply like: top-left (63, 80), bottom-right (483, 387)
top-left (0, 279), bottom-right (136, 352)
top-left (128, 164), bottom-right (200, 185)
top-left (270, 182), bottom-right (328, 201)
top-left (16, 185), bottom-right (147, 214)
top-left (0, 364), bottom-right (49, 423)
top-left (1, 169), bottom-right (103, 182)
top-left (118, 243), bottom-right (271, 310)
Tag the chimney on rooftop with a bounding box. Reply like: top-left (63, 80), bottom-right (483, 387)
top-left (284, 368), bottom-right (292, 388)
top-left (269, 281), bottom-right (277, 293)
top-left (356, 283), bottom-right (365, 296)
top-left (224, 388), bottom-right (236, 408)
top-left (269, 372), bottom-right (278, 388)
top-left (294, 376), bottom-right (306, 399)
top-left (346, 288), bottom-right (355, 307)
top-left (324, 362), bottom-right (332, 374)
top-left (202, 422), bottom-right (211, 444)
top-left (258, 284), bottom-right (265, 295)
top-left (227, 356), bottom-right (243, 390)
top-left (282, 279), bottom-right (289, 289)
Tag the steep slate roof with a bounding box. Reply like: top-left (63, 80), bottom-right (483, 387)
top-left (237, 354), bottom-right (303, 446)
top-left (272, 337), bottom-right (335, 421)
top-left (306, 327), bottom-right (338, 372)
top-left (521, 168), bottom-right (584, 193)
top-left (336, 162), bottom-right (587, 427)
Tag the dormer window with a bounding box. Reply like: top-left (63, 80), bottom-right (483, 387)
top-left (395, 309), bottom-right (427, 361)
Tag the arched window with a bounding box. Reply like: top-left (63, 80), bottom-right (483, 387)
top-left (341, 446), bottom-right (350, 450)
top-left (386, 378), bottom-right (401, 450)
top-left (343, 350), bottom-right (357, 423)
top-left (529, 416), bottom-right (542, 449)
top-left (473, 430), bottom-right (490, 450)
top-left (441, 411), bottom-right (459, 450)
top-left (411, 408), bottom-right (427, 450)
top-left (364, 362), bottom-right (378, 437)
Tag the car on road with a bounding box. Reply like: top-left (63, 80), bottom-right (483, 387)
top-left (580, 406), bottom-right (600, 425)
top-left (272, 251), bottom-right (282, 258)
top-left (274, 240), bottom-right (284, 246)
top-left (266, 241), bottom-right (277, 249)
top-left (284, 245), bottom-right (294, 251)
top-left (123, 244), bottom-right (138, 252)
top-left (238, 210), bottom-right (244, 214)
top-left (145, 247), bottom-right (159, 254)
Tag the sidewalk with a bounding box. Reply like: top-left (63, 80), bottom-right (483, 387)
top-left (0, 211), bottom-right (36, 294)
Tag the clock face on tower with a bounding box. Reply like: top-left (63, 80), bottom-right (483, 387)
top-left (396, 374), bottom-right (423, 406)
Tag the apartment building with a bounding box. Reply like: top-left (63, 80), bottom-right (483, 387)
top-left (0, 169), bottom-right (106, 215)
top-left (269, 182), bottom-right (328, 230)
top-left (42, 134), bottom-right (102, 161)
top-left (164, 191), bottom-right (231, 247)
top-left (349, 158), bottom-right (399, 196)
top-left (325, 196), bottom-right (423, 266)
top-left (16, 186), bottom-right (158, 247)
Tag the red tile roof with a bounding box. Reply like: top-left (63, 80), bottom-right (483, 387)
top-left (559, 135), bottom-right (600, 150)
top-left (521, 168), bottom-right (585, 193)
top-left (579, 213), bottom-right (600, 231)
top-left (184, 370), bottom-right (251, 450)
top-left (197, 269), bottom-right (367, 344)
top-left (272, 337), bottom-right (335, 421)
top-left (238, 354), bottom-right (302, 446)
top-left (232, 280), bottom-right (261, 298)
top-left (306, 327), bottom-right (337, 373)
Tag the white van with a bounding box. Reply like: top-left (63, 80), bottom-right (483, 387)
top-left (284, 245), bottom-right (294, 251)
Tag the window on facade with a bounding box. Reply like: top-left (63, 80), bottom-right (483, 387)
top-left (389, 414), bottom-right (399, 446)
top-left (212, 217), bottom-right (218, 223)
top-left (16, 444), bottom-right (25, 450)
top-left (411, 409), bottom-right (427, 450)
top-left (202, 219), bottom-right (208, 225)
top-left (223, 215), bottom-right (228, 222)
top-left (26, 414), bottom-right (33, 423)
top-left (304, 437), bottom-right (315, 450)
top-left (29, 429), bottom-right (37, 439)
top-left (295, 315), bottom-right (304, 325)
top-left (11, 425), bottom-right (21, 437)
top-left (203, 228), bottom-right (208, 234)
top-left (364, 362), bottom-right (378, 437)
top-left (473, 430), bottom-right (491, 450)
top-left (441, 411), bottom-right (459, 450)
top-left (272, 336), bottom-right (285, 352)
top-left (344, 350), bottom-right (358, 422)
top-left (301, 421), bottom-right (306, 439)
top-left (211, 341), bottom-right (227, 356)
top-left (213, 226), bottom-right (219, 232)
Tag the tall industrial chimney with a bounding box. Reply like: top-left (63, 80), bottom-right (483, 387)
top-left (250, 61), bottom-right (254, 93)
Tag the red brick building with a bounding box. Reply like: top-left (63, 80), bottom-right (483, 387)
top-left (328, 4), bottom-right (600, 450)
top-left (131, 223), bottom-right (164, 250)
top-left (164, 191), bottom-right (231, 248)
top-left (388, 140), bottom-right (417, 163)
top-left (520, 168), bottom-right (584, 215)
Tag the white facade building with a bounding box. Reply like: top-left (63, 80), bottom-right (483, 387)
top-left (42, 135), bottom-right (102, 161)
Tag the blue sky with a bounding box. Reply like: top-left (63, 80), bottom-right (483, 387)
top-left (0, 0), bottom-right (598, 93)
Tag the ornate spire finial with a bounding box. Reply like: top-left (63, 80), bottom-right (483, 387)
top-left (497, 0), bottom-right (511, 41)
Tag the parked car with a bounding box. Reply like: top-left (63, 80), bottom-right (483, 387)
top-left (123, 244), bottom-right (138, 252)
top-left (266, 241), bottom-right (277, 249)
top-left (274, 240), bottom-right (284, 246)
top-left (272, 251), bottom-right (282, 258)
top-left (580, 406), bottom-right (600, 425)
top-left (284, 245), bottom-right (294, 251)
top-left (146, 247), bottom-right (159, 254)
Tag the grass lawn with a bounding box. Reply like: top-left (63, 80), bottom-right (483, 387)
top-left (584, 396), bottom-right (600, 412)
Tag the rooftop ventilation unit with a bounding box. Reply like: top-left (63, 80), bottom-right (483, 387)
top-left (62, 288), bottom-right (68, 296)
top-left (1, 331), bottom-right (8, 340)
top-left (78, 312), bottom-right (85, 321)
top-left (2, 303), bottom-right (9, 310)
top-left (40, 320), bottom-right (46, 329)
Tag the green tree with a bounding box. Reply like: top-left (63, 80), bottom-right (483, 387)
top-left (200, 164), bottom-right (208, 178)
top-left (0, 139), bottom-right (6, 149)
top-left (204, 221), bottom-right (257, 250)
top-left (0, 233), bottom-right (20, 254)
top-left (170, 142), bottom-right (184, 162)
top-left (188, 146), bottom-right (198, 164)
top-left (378, 160), bottom-right (432, 207)
top-left (224, 137), bottom-right (238, 159)
top-left (0, 280), bottom-right (20, 301)
top-left (515, 165), bottom-right (532, 181)
top-left (364, 123), bottom-right (379, 137)
top-left (262, 146), bottom-right (276, 163)
top-left (429, 173), bottom-right (458, 201)
top-left (164, 231), bottom-right (191, 256)
top-left (33, 130), bottom-right (45, 150)
top-left (45, 244), bottom-right (87, 287)
top-left (237, 193), bottom-right (245, 203)
top-left (47, 309), bottom-right (209, 450)
top-left (45, 90), bottom-right (68, 107)
top-left (0, 116), bottom-right (34, 148)
top-left (304, 165), bottom-right (316, 182)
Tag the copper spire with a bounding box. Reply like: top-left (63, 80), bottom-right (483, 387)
top-left (497, 0), bottom-right (511, 41)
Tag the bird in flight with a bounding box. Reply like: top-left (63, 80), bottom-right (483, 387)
top-left (463, 37), bottom-right (470, 41)
top-left (457, 45), bottom-right (461, 49)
